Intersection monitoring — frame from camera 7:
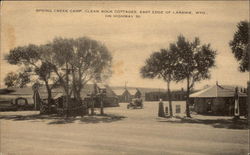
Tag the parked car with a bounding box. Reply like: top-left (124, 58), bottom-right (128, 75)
top-left (127, 98), bottom-right (143, 109)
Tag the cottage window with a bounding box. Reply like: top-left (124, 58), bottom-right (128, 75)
top-left (176, 105), bottom-right (181, 113)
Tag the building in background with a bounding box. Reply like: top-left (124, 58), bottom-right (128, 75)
top-left (128, 88), bottom-right (142, 99)
top-left (190, 83), bottom-right (247, 116)
top-left (0, 83), bottom-right (119, 111)
top-left (145, 88), bottom-right (186, 101)
top-left (112, 88), bottom-right (143, 103)
top-left (112, 89), bottom-right (132, 103)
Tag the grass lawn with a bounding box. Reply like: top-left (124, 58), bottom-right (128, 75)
top-left (0, 101), bottom-right (248, 155)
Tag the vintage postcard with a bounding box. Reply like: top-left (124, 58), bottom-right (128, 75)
top-left (0, 1), bottom-right (249, 154)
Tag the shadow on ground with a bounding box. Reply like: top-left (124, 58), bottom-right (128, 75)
top-left (158, 116), bottom-right (248, 130)
top-left (0, 113), bottom-right (126, 125)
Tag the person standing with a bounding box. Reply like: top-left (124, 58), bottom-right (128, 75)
top-left (234, 87), bottom-right (240, 120)
top-left (158, 99), bottom-right (165, 117)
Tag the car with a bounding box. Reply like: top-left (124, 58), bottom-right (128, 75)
top-left (127, 98), bottom-right (143, 109)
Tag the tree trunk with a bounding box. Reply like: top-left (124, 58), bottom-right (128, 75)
top-left (186, 76), bottom-right (191, 117)
top-left (100, 94), bottom-right (104, 115)
top-left (52, 65), bottom-right (69, 117)
top-left (91, 95), bottom-right (95, 115)
top-left (77, 91), bottom-right (82, 104)
top-left (45, 81), bottom-right (52, 113)
top-left (91, 84), bottom-right (98, 115)
top-left (247, 81), bottom-right (250, 126)
top-left (71, 66), bottom-right (77, 100)
top-left (167, 81), bottom-right (173, 117)
top-left (65, 89), bottom-right (69, 117)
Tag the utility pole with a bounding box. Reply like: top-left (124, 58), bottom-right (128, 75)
top-left (100, 91), bottom-right (104, 115)
top-left (99, 87), bottom-right (106, 115)
top-left (125, 81), bottom-right (128, 90)
top-left (91, 92), bottom-right (95, 115)
top-left (61, 64), bottom-right (75, 117)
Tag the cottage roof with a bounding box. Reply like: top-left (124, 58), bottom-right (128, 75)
top-left (0, 83), bottom-right (117, 101)
top-left (112, 88), bottom-right (139, 96)
top-left (112, 89), bottom-right (126, 96)
top-left (190, 84), bottom-right (247, 98)
top-left (104, 85), bottom-right (117, 97)
top-left (127, 89), bottom-right (138, 96)
top-left (96, 83), bottom-right (106, 89)
top-left (1, 87), bottom-right (33, 95)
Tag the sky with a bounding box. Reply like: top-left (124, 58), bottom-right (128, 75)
top-left (1, 1), bottom-right (249, 90)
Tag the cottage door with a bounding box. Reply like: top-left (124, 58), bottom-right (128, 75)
top-left (207, 100), bottom-right (212, 113)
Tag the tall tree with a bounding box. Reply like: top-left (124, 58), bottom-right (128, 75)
top-left (70, 37), bottom-right (112, 103)
top-left (72, 37), bottom-right (112, 115)
top-left (42, 37), bottom-right (75, 112)
top-left (46, 37), bottom-right (112, 113)
top-left (229, 21), bottom-right (249, 72)
top-left (140, 49), bottom-right (177, 117)
top-left (6, 37), bottom-right (113, 115)
top-left (170, 35), bottom-right (216, 117)
top-left (34, 61), bottom-right (56, 112)
top-left (5, 44), bottom-right (56, 111)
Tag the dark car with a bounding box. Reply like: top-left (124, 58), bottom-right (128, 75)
top-left (127, 98), bottom-right (143, 109)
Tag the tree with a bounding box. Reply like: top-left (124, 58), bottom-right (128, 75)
top-left (170, 35), bottom-right (216, 117)
top-left (17, 71), bottom-right (31, 88)
top-left (46, 37), bottom-right (112, 114)
top-left (5, 44), bottom-right (56, 111)
top-left (141, 49), bottom-right (178, 117)
top-left (5, 37), bottom-right (113, 115)
top-left (72, 37), bottom-right (112, 115)
top-left (70, 37), bottom-right (112, 103)
top-left (229, 21), bottom-right (249, 72)
top-left (34, 61), bottom-right (56, 112)
top-left (4, 72), bottom-right (19, 88)
top-left (4, 71), bottom-right (30, 88)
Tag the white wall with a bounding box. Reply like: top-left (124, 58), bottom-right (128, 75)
top-left (163, 101), bottom-right (186, 115)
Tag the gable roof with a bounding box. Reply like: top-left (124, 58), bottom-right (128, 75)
top-left (112, 89), bottom-right (126, 96)
top-left (190, 84), bottom-right (247, 98)
top-left (127, 89), bottom-right (139, 96)
top-left (112, 88), bottom-right (142, 96)
top-left (104, 85), bottom-right (117, 97)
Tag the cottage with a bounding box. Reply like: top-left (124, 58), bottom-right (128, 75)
top-left (190, 83), bottom-right (247, 116)
top-left (94, 83), bottom-right (119, 107)
top-left (53, 83), bottom-right (119, 107)
top-left (0, 87), bottom-right (62, 104)
top-left (113, 88), bottom-right (143, 103)
top-left (0, 86), bottom-right (65, 111)
top-left (0, 87), bottom-right (33, 105)
top-left (128, 88), bottom-right (142, 99)
top-left (0, 83), bottom-right (119, 111)
top-left (113, 89), bottom-right (132, 103)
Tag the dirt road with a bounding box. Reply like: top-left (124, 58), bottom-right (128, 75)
top-left (0, 102), bottom-right (248, 155)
